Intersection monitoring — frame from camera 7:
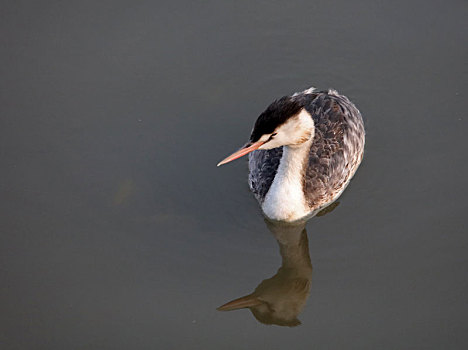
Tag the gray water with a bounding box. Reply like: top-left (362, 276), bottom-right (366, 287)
top-left (1, 1), bottom-right (467, 349)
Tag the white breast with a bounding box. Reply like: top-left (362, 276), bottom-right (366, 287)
top-left (262, 144), bottom-right (311, 221)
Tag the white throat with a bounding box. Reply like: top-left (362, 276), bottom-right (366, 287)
top-left (262, 141), bottom-right (312, 221)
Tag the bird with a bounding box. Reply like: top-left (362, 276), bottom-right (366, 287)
top-left (217, 87), bottom-right (365, 222)
top-left (217, 219), bottom-right (312, 327)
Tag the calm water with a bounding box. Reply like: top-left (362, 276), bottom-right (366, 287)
top-left (1, 1), bottom-right (467, 349)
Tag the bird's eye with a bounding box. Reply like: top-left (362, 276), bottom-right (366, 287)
top-left (268, 133), bottom-right (277, 141)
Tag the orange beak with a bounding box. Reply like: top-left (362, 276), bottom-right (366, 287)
top-left (217, 140), bottom-right (265, 166)
top-left (217, 294), bottom-right (263, 311)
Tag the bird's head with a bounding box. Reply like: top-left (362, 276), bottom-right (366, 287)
top-left (217, 96), bottom-right (315, 166)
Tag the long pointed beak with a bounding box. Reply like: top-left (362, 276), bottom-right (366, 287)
top-left (217, 294), bottom-right (263, 311)
top-left (217, 140), bottom-right (265, 166)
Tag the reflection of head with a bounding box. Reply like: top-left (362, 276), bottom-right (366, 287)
top-left (218, 220), bottom-right (312, 327)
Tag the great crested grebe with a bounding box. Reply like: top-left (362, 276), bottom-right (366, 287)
top-left (217, 219), bottom-right (312, 327)
top-left (217, 87), bottom-right (365, 222)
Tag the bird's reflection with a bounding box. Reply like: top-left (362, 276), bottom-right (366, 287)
top-left (217, 219), bottom-right (313, 327)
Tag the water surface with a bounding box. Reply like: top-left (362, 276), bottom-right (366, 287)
top-left (1, 1), bottom-right (467, 349)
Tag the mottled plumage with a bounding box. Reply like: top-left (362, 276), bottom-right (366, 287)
top-left (248, 89), bottom-right (365, 216)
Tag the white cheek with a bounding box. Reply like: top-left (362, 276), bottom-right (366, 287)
top-left (269, 134), bottom-right (288, 148)
top-left (259, 142), bottom-right (273, 150)
top-left (258, 134), bottom-right (270, 143)
top-left (258, 133), bottom-right (286, 149)
top-left (256, 109), bottom-right (314, 150)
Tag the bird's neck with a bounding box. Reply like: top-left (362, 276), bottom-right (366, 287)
top-left (262, 141), bottom-right (312, 221)
top-left (278, 230), bottom-right (312, 271)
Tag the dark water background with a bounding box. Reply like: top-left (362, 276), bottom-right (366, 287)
top-left (1, 1), bottom-right (467, 349)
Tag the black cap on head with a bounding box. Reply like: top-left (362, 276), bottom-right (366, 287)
top-left (250, 96), bottom-right (305, 142)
